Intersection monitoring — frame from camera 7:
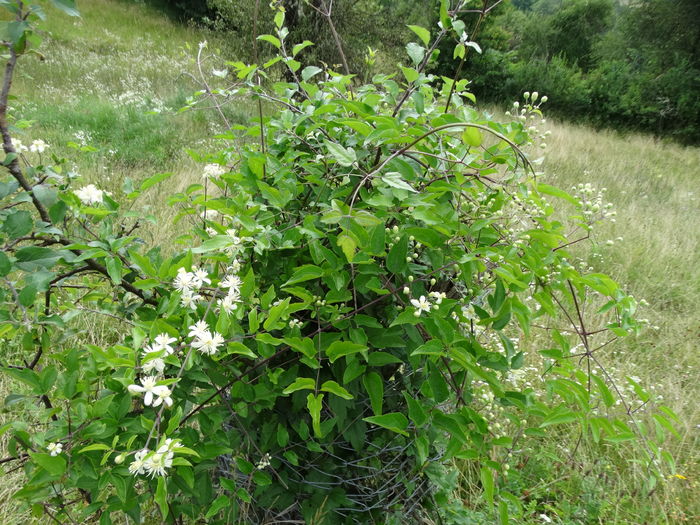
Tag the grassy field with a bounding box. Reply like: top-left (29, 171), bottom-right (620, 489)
top-left (1, 0), bottom-right (698, 522)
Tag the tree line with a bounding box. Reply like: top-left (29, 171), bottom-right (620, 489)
top-left (163, 0), bottom-right (700, 143)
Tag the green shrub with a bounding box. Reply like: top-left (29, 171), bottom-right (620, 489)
top-left (0, 2), bottom-right (678, 524)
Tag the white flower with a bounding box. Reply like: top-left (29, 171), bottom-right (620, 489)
top-left (188, 320), bottom-right (209, 340)
top-left (217, 291), bottom-right (241, 314)
top-left (256, 453), bottom-right (271, 469)
top-left (127, 376), bottom-right (169, 407)
top-left (47, 442), bottom-right (63, 456)
top-left (461, 303), bottom-right (477, 321)
top-left (429, 291), bottom-right (447, 304)
top-left (11, 138), bottom-right (28, 153)
top-left (192, 330), bottom-right (225, 355)
top-left (180, 290), bottom-right (201, 310)
top-left (142, 356), bottom-right (165, 375)
top-left (219, 274), bottom-right (241, 292)
top-left (228, 259), bottom-right (242, 273)
top-left (128, 449), bottom-right (148, 475)
top-left (410, 295), bottom-right (432, 317)
top-left (29, 139), bottom-right (48, 153)
top-left (173, 267), bottom-right (195, 293)
top-left (157, 438), bottom-right (184, 455)
top-left (152, 386), bottom-right (173, 408)
top-left (74, 184), bottom-right (105, 205)
top-left (203, 163), bottom-right (226, 179)
top-left (212, 68), bottom-right (228, 78)
top-left (143, 451), bottom-right (173, 478)
top-left (200, 209), bottom-right (219, 220)
top-left (191, 267), bottom-right (211, 288)
top-left (153, 334), bottom-right (177, 355)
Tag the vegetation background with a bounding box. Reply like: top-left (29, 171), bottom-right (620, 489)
top-left (1, 0), bottom-right (698, 522)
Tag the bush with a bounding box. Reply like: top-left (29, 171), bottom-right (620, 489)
top-left (0, 2), bottom-right (677, 524)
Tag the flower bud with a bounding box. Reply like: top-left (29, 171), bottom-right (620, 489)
top-left (403, 287), bottom-right (410, 295)
top-left (114, 453), bottom-right (126, 465)
top-left (430, 278), bottom-right (436, 286)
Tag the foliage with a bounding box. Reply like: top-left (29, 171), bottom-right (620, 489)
top-left (0, 2), bottom-right (682, 524)
top-left (459, 0), bottom-right (700, 143)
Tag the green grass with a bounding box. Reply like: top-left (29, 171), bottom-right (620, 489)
top-left (1, 1), bottom-right (699, 523)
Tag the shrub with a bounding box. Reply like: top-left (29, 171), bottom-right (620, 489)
top-left (0, 2), bottom-right (677, 524)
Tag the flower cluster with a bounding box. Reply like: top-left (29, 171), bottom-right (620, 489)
top-left (189, 320), bottom-right (224, 356)
top-left (410, 291), bottom-right (445, 317)
top-left (203, 163), bottom-right (226, 179)
top-left (47, 442), bottom-right (63, 456)
top-left (173, 266), bottom-right (211, 310)
top-left (127, 376), bottom-right (173, 408)
top-left (128, 439), bottom-right (184, 478)
top-left (74, 184), bottom-right (105, 205)
top-left (141, 333), bottom-right (177, 375)
top-left (11, 138), bottom-right (50, 154)
top-left (217, 272), bottom-right (241, 315)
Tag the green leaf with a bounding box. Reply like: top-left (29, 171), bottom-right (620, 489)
top-left (403, 392), bottom-right (428, 427)
top-left (263, 297), bottom-right (291, 330)
top-left (366, 352), bottom-right (402, 366)
top-left (30, 452), bottom-right (66, 477)
top-left (301, 66), bottom-right (322, 81)
top-left (225, 341), bottom-right (257, 359)
top-left (79, 443), bottom-right (112, 453)
top-left (283, 377), bottom-right (316, 395)
top-left (257, 34), bottom-right (281, 49)
top-left (363, 413), bottom-right (409, 436)
top-left (406, 42), bottom-right (425, 66)
top-left (283, 264), bottom-right (324, 286)
top-left (407, 25), bottom-right (430, 46)
top-left (540, 410), bottom-right (579, 427)
top-left (15, 246), bottom-right (62, 269)
top-left (33, 184), bottom-right (58, 207)
top-left (140, 172), bottom-right (173, 191)
top-left (337, 233), bottom-right (356, 263)
top-left (51, 0), bottom-right (80, 16)
top-left (480, 466), bottom-right (494, 508)
top-left (192, 235), bottom-right (235, 254)
top-left (0, 251), bottom-right (11, 277)
top-left (155, 476), bottom-right (168, 519)
top-left (205, 495), bottom-right (230, 519)
top-left (382, 172), bottom-right (417, 192)
top-left (321, 380), bottom-right (353, 400)
top-left (292, 40), bottom-right (313, 56)
top-left (306, 393), bottom-right (324, 438)
top-left (324, 141), bottom-right (356, 167)
top-left (536, 183), bottom-right (579, 206)
top-left (106, 257), bottom-right (123, 285)
top-left (411, 340), bottom-right (445, 357)
top-left (362, 372), bottom-right (384, 416)
top-left (400, 66), bottom-right (419, 84)
top-left (3, 210), bottom-right (32, 239)
top-left (386, 235), bottom-right (408, 274)
top-left (326, 341), bottom-right (367, 363)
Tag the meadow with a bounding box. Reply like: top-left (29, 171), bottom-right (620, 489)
top-left (1, 0), bottom-right (698, 522)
